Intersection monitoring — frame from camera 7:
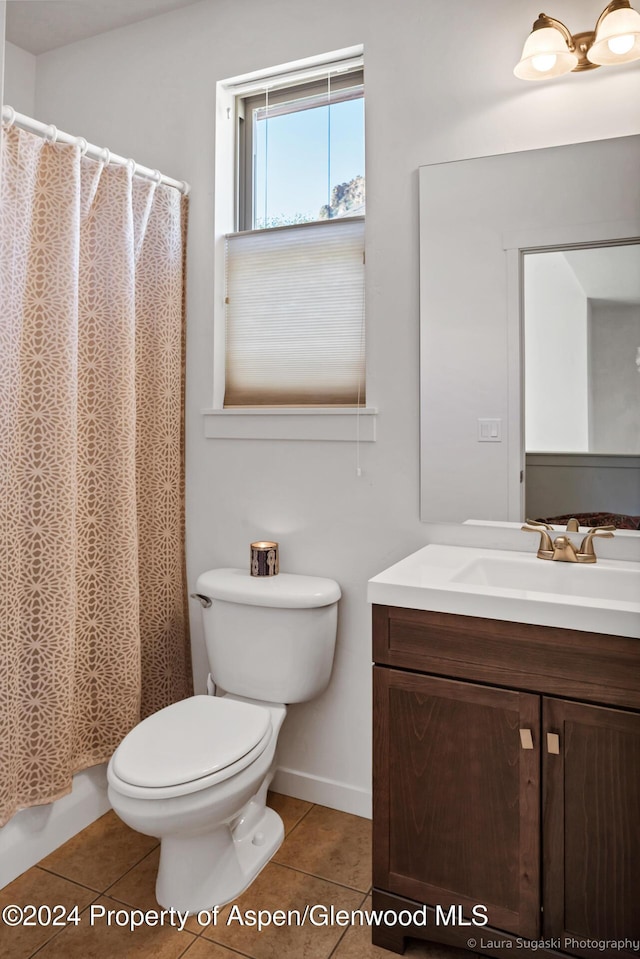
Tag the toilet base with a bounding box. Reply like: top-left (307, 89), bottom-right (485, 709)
top-left (155, 805), bottom-right (284, 914)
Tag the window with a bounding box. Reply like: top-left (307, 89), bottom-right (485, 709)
top-left (222, 53), bottom-right (366, 409)
top-left (239, 71), bottom-right (364, 231)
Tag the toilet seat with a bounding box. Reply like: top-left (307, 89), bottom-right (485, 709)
top-left (110, 695), bottom-right (272, 796)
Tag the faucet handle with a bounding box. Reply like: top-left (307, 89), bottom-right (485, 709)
top-left (565, 518), bottom-right (580, 532)
top-left (578, 526), bottom-right (615, 562)
top-left (522, 524), bottom-right (554, 559)
top-left (525, 518), bottom-right (553, 530)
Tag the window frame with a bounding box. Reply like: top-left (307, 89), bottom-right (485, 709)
top-left (237, 69), bottom-right (365, 232)
top-left (207, 47), bottom-right (376, 441)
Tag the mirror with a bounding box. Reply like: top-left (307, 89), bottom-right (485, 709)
top-left (524, 243), bottom-right (640, 528)
top-left (419, 134), bottom-right (640, 526)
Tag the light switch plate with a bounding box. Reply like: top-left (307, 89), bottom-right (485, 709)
top-left (477, 418), bottom-right (502, 442)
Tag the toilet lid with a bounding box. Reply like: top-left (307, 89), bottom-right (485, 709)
top-left (112, 696), bottom-right (271, 788)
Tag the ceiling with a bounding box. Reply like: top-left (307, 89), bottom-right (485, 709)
top-left (5, 0), bottom-right (203, 55)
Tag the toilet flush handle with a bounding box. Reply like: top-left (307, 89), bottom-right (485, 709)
top-left (190, 593), bottom-right (212, 608)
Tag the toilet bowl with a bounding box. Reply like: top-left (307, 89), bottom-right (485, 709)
top-left (108, 567), bottom-right (341, 913)
top-left (108, 694), bottom-right (287, 912)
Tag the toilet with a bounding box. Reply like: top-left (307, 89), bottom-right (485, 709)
top-left (107, 567), bottom-right (340, 913)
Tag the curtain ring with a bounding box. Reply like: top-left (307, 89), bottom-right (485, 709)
top-left (44, 124), bottom-right (58, 143)
top-left (76, 136), bottom-right (89, 156)
top-left (181, 181), bottom-right (191, 196)
top-left (126, 158), bottom-right (136, 178)
top-left (2, 105), bottom-right (16, 128)
top-left (101, 147), bottom-right (111, 166)
top-left (152, 169), bottom-right (162, 185)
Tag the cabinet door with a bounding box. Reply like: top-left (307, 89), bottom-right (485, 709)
top-left (373, 667), bottom-right (540, 938)
top-left (543, 698), bottom-right (640, 957)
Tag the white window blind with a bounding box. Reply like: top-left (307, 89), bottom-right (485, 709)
top-left (224, 217), bottom-right (365, 407)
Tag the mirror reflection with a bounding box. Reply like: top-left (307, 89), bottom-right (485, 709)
top-left (524, 242), bottom-right (640, 529)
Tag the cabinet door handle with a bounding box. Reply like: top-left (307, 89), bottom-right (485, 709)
top-left (519, 728), bottom-right (534, 749)
top-left (547, 733), bottom-right (560, 754)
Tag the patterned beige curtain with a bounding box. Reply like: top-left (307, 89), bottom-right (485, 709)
top-left (0, 125), bottom-right (192, 827)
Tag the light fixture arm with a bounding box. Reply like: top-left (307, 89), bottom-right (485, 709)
top-left (531, 11), bottom-right (606, 71)
top-left (532, 12), bottom-right (576, 51)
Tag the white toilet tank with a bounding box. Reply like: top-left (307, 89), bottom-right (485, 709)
top-left (195, 568), bottom-right (341, 704)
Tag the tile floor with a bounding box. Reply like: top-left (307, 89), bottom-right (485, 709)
top-left (0, 793), bottom-right (479, 959)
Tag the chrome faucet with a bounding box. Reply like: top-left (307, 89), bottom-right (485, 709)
top-left (522, 519), bottom-right (615, 563)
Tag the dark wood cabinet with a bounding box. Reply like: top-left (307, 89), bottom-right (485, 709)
top-left (374, 668), bottom-right (541, 938)
top-left (543, 699), bottom-right (640, 953)
top-left (372, 604), bottom-right (640, 959)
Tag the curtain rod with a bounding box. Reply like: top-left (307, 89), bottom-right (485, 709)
top-left (1, 106), bottom-right (190, 196)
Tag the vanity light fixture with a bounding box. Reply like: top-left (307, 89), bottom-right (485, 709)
top-left (514, 0), bottom-right (640, 80)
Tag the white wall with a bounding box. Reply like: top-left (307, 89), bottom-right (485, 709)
top-left (589, 300), bottom-right (640, 453)
top-left (525, 252), bottom-right (589, 451)
top-left (5, 0), bottom-right (640, 816)
top-left (3, 41), bottom-right (36, 115)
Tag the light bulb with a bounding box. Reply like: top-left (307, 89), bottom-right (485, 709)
top-left (607, 33), bottom-right (635, 54)
top-left (531, 53), bottom-right (558, 72)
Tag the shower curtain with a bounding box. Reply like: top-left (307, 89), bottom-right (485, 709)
top-left (0, 124), bottom-right (193, 827)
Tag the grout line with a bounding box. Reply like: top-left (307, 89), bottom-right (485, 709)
top-left (169, 931), bottom-right (201, 959)
top-left (193, 935), bottom-right (260, 959)
top-left (176, 935), bottom-right (201, 959)
top-left (324, 889), bottom-right (372, 959)
top-left (278, 800), bottom-right (316, 837)
top-left (26, 894), bottom-right (101, 959)
top-left (34, 864), bottom-right (104, 896)
top-left (269, 859), bottom-right (371, 896)
top-left (36, 839), bottom-right (160, 899)
top-left (103, 845), bottom-right (159, 896)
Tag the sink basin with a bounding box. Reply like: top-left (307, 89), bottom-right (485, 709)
top-left (367, 543), bottom-right (640, 638)
top-left (452, 555), bottom-right (640, 604)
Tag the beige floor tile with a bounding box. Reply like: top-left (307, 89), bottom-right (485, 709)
top-left (266, 791), bottom-right (313, 835)
top-left (0, 866), bottom-right (98, 959)
top-left (274, 804), bottom-right (371, 892)
top-left (33, 895), bottom-right (196, 959)
top-left (39, 810), bottom-right (158, 891)
top-left (107, 847), bottom-right (201, 934)
top-left (105, 847), bottom-right (161, 912)
top-left (330, 910), bottom-right (394, 959)
top-left (201, 861), bottom-right (364, 959)
top-left (182, 937), bottom-right (251, 959)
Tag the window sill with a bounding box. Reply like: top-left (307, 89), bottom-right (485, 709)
top-left (201, 407), bottom-right (377, 442)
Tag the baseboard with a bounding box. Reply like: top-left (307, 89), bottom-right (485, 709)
top-left (272, 766), bottom-right (371, 819)
top-left (0, 765), bottom-right (111, 889)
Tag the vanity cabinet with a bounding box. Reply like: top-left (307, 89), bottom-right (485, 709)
top-left (372, 604), bottom-right (640, 959)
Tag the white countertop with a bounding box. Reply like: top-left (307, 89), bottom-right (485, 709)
top-left (368, 543), bottom-right (640, 639)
